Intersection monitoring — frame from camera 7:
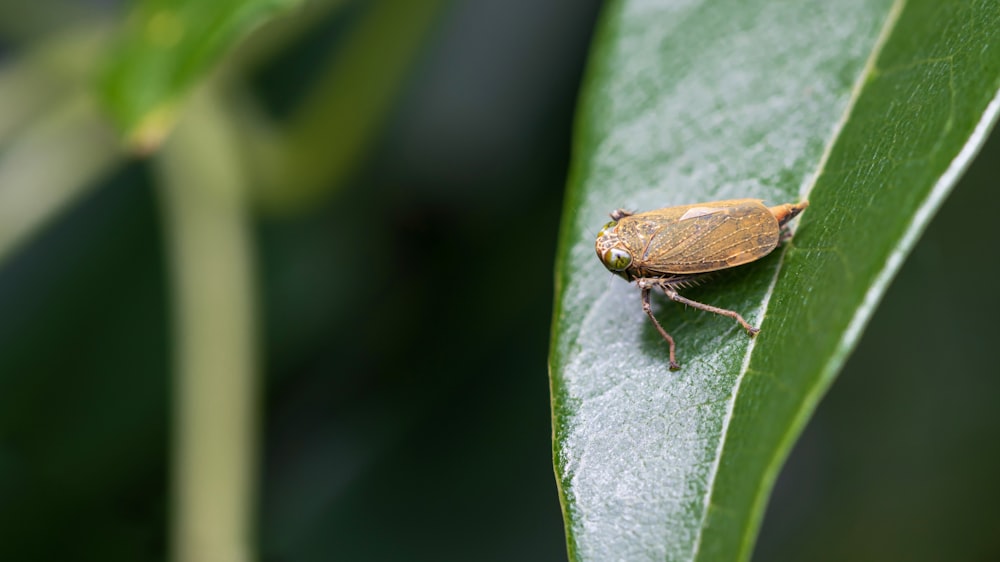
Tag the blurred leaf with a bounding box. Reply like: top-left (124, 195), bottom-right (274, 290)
top-left (99, 0), bottom-right (305, 150)
top-left (0, 24), bottom-right (109, 141)
top-left (549, 0), bottom-right (1000, 560)
top-left (0, 1), bottom-right (107, 43)
top-left (0, 24), bottom-right (120, 266)
top-left (0, 94), bottom-right (122, 264)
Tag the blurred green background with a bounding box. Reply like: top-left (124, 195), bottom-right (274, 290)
top-left (0, 1), bottom-right (998, 561)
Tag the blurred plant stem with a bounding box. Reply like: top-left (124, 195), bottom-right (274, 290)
top-left (156, 85), bottom-right (259, 562)
top-left (244, 0), bottom-right (448, 213)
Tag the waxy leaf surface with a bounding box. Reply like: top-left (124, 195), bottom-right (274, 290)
top-left (549, 0), bottom-right (1000, 560)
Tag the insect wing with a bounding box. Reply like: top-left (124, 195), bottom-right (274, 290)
top-left (633, 199), bottom-right (781, 274)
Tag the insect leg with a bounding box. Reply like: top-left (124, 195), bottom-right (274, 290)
top-left (779, 224), bottom-right (794, 243)
top-left (641, 286), bottom-right (681, 370)
top-left (662, 287), bottom-right (761, 337)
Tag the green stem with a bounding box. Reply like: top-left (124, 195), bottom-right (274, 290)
top-left (156, 85), bottom-right (258, 562)
top-left (248, 0), bottom-right (448, 212)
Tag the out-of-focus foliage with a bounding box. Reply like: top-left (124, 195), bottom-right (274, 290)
top-left (100, 0), bottom-right (306, 149)
top-left (0, 1), bottom-right (998, 561)
top-left (0, 0), bottom-right (598, 559)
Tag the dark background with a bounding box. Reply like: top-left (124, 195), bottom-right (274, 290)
top-left (0, 1), bottom-right (998, 560)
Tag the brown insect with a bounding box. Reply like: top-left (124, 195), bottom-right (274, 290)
top-left (595, 198), bottom-right (808, 369)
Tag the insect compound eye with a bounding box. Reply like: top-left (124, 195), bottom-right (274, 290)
top-left (601, 248), bottom-right (632, 272)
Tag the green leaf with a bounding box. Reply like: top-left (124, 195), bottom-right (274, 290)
top-left (549, 0), bottom-right (1000, 560)
top-left (99, 0), bottom-right (305, 150)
